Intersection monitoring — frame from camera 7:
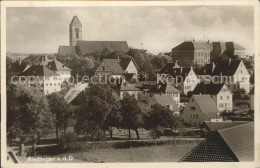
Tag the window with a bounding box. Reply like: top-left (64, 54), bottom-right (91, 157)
top-left (75, 28), bottom-right (79, 39)
top-left (227, 95), bottom-right (229, 100)
top-left (220, 96), bottom-right (223, 100)
top-left (190, 106), bottom-right (196, 110)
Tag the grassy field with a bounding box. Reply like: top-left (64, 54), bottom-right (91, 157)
top-left (21, 143), bottom-right (198, 163)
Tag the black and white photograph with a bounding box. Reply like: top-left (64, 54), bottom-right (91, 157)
top-left (1, 1), bottom-right (259, 167)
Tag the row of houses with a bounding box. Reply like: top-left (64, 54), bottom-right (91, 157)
top-left (9, 55), bottom-right (72, 95)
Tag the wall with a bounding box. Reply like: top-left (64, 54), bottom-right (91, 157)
top-left (125, 60), bottom-right (138, 74)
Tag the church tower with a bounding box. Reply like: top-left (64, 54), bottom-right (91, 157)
top-left (69, 16), bottom-right (82, 46)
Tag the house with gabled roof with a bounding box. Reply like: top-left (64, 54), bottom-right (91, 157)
top-left (182, 95), bottom-right (222, 126)
top-left (192, 83), bottom-right (233, 112)
top-left (157, 62), bottom-right (199, 95)
top-left (95, 57), bottom-right (139, 80)
top-left (180, 122), bottom-right (254, 162)
top-left (147, 83), bottom-right (181, 107)
top-left (118, 81), bottom-right (141, 100)
top-left (148, 94), bottom-right (179, 114)
top-left (20, 64), bottom-right (61, 95)
top-left (46, 59), bottom-right (72, 82)
top-left (212, 59), bottom-right (250, 93)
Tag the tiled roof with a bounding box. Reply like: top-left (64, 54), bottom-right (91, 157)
top-left (97, 58), bottom-right (138, 74)
top-left (180, 131), bottom-right (238, 162)
top-left (195, 63), bottom-right (215, 76)
top-left (9, 61), bottom-right (31, 74)
top-left (21, 64), bottom-right (59, 76)
top-left (64, 83), bottom-right (89, 104)
top-left (180, 122), bottom-right (254, 162)
top-left (76, 40), bottom-right (129, 55)
top-left (46, 59), bottom-right (71, 71)
top-left (120, 82), bottom-right (140, 91)
top-left (158, 63), bottom-right (191, 82)
top-left (212, 59), bottom-right (241, 76)
top-left (202, 121), bottom-right (249, 131)
top-left (100, 59), bottom-right (124, 74)
top-left (149, 83), bottom-right (181, 94)
top-left (70, 16), bottom-right (82, 26)
top-left (153, 94), bottom-right (179, 111)
top-left (218, 122), bottom-right (254, 161)
top-left (172, 41), bottom-right (213, 51)
top-left (226, 42), bottom-right (245, 50)
top-left (192, 95), bottom-right (220, 119)
top-left (58, 46), bottom-right (76, 55)
top-left (192, 83), bottom-right (226, 95)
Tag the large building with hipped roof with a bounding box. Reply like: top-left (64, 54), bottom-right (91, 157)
top-left (170, 40), bottom-right (246, 67)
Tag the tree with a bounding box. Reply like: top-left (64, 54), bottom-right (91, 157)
top-left (144, 104), bottom-right (183, 145)
top-left (7, 84), bottom-right (54, 156)
top-left (144, 104), bottom-right (175, 129)
top-left (75, 84), bottom-right (119, 140)
top-left (47, 93), bottom-right (73, 140)
top-left (120, 93), bottom-right (143, 139)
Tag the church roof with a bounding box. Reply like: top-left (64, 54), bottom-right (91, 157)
top-left (69, 16), bottom-right (82, 26)
top-left (58, 46), bottom-right (76, 56)
top-left (76, 40), bottom-right (129, 55)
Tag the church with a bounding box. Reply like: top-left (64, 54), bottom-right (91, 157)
top-left (58, 16), bottom-right (129, 56)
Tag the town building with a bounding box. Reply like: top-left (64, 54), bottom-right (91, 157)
top-left (95, 57), bottom-right (139, 79)
top-left (147, 83), bottom-right (181, 107)
top-left (8, 59), bottom-right (31, 75)
top-left (211, 59), bottom-right (251, 93)
top-left (157, 62), bottom-right (199, 95)
top-left (171, 41), bottom-right (212, 67)
top-left (46, 59), bottom-right (72, 82)
top-left (58, 16), bottom-right (129, 56)
top-left (192, 83), bottom-right (233, 112)
top-left (180, 122), bottom-right (254, 162)
top-left (182, 95), bottom-right (222, 126)
top-left (148, 94), bottom-right (179, 114)
top-left (117, 82), bottom-right (141, 100)
top-left (170, 40), bottom-right (246, 67)
top-left (20, 64), bottom-right (61, 95)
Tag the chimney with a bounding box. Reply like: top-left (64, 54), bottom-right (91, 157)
top-left (180, 66), bottom-right (183, 73)
top-left (190, 66), bottom-right (193, 70)
top-left (207, 40), bottom-right (210, 44)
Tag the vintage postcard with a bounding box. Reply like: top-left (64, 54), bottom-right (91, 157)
top-left (1, 1), bottom-right (259, 168)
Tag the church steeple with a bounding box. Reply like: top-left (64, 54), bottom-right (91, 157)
top-left (69, 16), bottom-right (82, 46)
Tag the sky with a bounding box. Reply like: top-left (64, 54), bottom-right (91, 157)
top-left (7, 6), bottom-right (254, 55)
